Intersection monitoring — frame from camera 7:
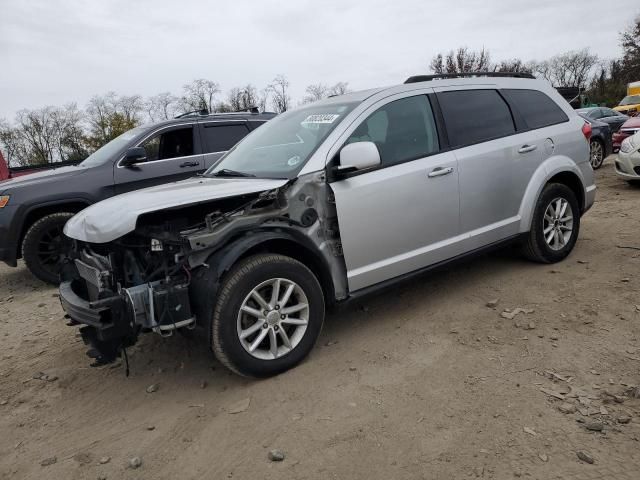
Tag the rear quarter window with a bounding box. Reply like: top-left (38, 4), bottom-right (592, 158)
top-left (437, 89), bottom-right (516, 148)
top-left (201, 123), bottom-right (250, 153)
top-left (503, 89), bottom-right (569, 130)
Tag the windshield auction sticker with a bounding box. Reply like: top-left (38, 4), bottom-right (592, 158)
top-left (301, 114), bottom-right (340, 125)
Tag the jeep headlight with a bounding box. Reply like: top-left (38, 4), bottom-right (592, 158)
top-left (0, 195), bottom-right (9, 208)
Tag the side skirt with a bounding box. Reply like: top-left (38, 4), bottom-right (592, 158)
top-left (338, 233), bottom-right (526, 307)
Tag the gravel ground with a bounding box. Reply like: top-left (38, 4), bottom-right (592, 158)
top-left (1, 157), bottom-right (639, 480)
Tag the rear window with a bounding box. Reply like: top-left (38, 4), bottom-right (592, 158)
top-left (504, 89), bottom-right (569, 130)
top-left (437, 89), bottom-right (516, 148)
top-left (201, 123), bottom-right (250, 153)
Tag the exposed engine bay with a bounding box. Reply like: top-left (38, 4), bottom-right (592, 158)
top-left (60, 172), bottom-right (347, 369)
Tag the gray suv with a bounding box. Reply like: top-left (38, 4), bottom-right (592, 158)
top-left (0, 110), bottom-right (275, 283)
top-left (59, 73), bottom-right (595, 377)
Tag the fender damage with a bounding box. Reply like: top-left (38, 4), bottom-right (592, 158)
top-left (60, 172), bottom-right (347, 366)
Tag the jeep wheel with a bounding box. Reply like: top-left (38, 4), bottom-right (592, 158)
top-left (22, 212), bottom-right (75, 284)
top-left (210, 254), bottom-right (325, 377)
top-left (522, 183), bottom-right (580, 263)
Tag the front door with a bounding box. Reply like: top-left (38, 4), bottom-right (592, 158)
top-left (331, 94), bottom-right (461, 292)
top-left (114, 124), bottom-right (203, 194)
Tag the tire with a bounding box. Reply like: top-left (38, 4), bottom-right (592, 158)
top-left (522, 183), bottom-right (580, 263)
top-left (22, 212), bottom-right (75, 284)
top-left (589, 139), bottom-right (604, 169)
top-left (210, 254), bottom-right (325, 377)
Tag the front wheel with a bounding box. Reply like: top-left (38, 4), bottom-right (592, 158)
top-left (22, 212), bottom-right (75, 284)
top-left (522, 183), bottom-right (580, 263)
top-left (210, 254), bottom-right (325, 377)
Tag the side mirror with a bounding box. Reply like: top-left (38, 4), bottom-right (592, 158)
top-left (121, 147), bottom-right (147, 167)
top-left (337, 141), bottom-right (381, 173)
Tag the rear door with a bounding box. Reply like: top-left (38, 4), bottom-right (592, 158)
top-left (436, 87), bottom-right (540, 249)
top-left (198, 121), bottom-right (251, 169)
top-left (114, 123), bottom-right (203, 194)
top-left (330, 93), bottom-right (461, 291)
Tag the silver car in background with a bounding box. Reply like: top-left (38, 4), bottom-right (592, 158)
top-left (60, 72), bottom-right (596, 377)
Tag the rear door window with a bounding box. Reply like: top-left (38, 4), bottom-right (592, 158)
top-left (503, 89), bottom-right (569, 130)
top-left (437, 89), bottom-right (516, 148)
top-left (201, 123), bottom-right (250, 153)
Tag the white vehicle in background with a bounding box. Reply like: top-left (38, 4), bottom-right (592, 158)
top-left (616, 131), bottom-right (640, 184)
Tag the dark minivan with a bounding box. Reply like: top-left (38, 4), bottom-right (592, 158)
top-left (0, 110), bottom-right (275, 283)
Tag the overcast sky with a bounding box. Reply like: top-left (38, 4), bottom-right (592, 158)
top-left (1, 0), bottom-right (638, 120)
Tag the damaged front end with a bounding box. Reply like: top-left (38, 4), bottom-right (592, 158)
top-left (60, 231), bottom-right (194, 367)
top-left (60, 174), bottom-right (347, 368)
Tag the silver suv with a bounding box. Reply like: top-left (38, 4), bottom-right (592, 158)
top-left (60, 73), bottom-right (596, 377)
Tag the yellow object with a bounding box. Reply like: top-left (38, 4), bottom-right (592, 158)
top-left (614, 81), bottom-right (640, 115)
top-left (0, 195), bottom-right (9, 208)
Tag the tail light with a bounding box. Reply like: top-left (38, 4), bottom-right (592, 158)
top-left (581, 122), bottom-right (592, 141)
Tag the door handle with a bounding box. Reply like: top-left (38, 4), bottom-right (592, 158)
top-left (180, 161), bottom-right (200, 168)
top-left (427, 166), bottom-right (454, 178)
top-left (518, 144), bottom-right (537, 154)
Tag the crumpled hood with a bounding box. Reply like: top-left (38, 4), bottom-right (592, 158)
top-left (0, 166), bottom-right (85, 190)
top-left (64, 176), bottom-right (288, 243)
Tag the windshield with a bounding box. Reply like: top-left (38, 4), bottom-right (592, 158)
top-left (80, 126), bottom-right (147, 167)
top-left (620, 95), bottom-right (640, 106)
top-left (206, 101), bottom-right (358, 179)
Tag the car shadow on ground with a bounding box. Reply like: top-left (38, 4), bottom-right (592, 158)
top-left (90, 246), bottom-right (531, 387)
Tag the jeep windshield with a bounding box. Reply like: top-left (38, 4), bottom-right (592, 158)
top-left (206, 101), bottom-right (358, 179)
top-left (619, 95), bottom-right (640, 106)
top-left (80, 126), bottom-right (148, 167)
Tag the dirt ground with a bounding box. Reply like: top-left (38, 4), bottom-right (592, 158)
top-left (1, 157), bottom-right (640, 480)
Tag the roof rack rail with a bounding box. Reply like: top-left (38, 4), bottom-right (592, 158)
top-left (404, 71), bottom-right (536, 84)
top-left (234, 106), bottom-right (260, 114)
top-left (175, 109), bottom-right (209, 118)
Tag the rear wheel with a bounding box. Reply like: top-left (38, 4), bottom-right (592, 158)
top-left (522, 183), bottom-right (580, 263)
top-left (210, 254), bottom-right (325, 377)
top-left (22, 212), bottom-right (74, 284)
top-left (589, 139), bottom-right (604, 169)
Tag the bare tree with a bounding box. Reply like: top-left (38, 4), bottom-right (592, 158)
top-left (531, 49), bottom-right (598, 87)
top-left (430, 47), bottom-right (491, 74)
top-left (226, 84), bottom-right (259, 112)
top-left (145, 92), bottom-right (180, 121)
top-left (267, 75), bottom-right (291, 113)
top-left (328, 81), bottom-right (350, 96)
top-left (303, 83), bottom-right (329, 104)
top-left (85, 93), bottom-right (142, 150)
top-left (493, 59), bottom-right (533, 74)
top-left (302, 82), bottom-right (351, 104)
top-left (0, 104), bottom-right (87, 166)
top-left (181, 79), bottom-right (220, 112)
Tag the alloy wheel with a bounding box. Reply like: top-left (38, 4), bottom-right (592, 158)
top-left (236, 278), bottom-right (309, 360)
top-left (589, 140), bottom-right (603, 168)
top-left (37, 225), bottom-right (71, 277)
top-left (542, 197), bottom-right (574, 251)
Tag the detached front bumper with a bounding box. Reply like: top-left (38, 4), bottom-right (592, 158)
top-left (59, 280), bottom-right (126, 333)
top-left (59, 279), bottom-right (136, 366)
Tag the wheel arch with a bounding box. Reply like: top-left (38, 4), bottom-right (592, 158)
top-left (189, 230), bottom-right (337, 327)
top-left (518, 157), bottom-right (587, 233)
top-left (17, 200), bottom-right (90, 258)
